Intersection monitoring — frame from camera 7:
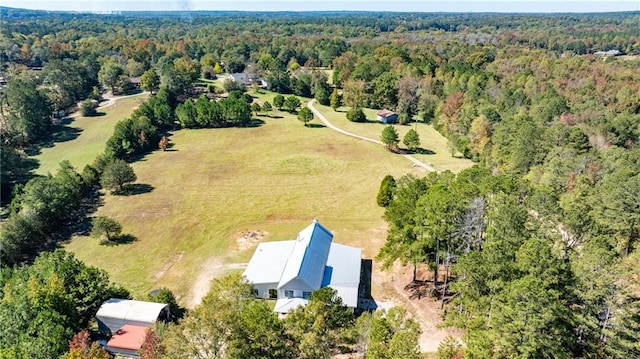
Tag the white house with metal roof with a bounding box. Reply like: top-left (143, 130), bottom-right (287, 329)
top-left (243, 220), bottom-right (362, 313)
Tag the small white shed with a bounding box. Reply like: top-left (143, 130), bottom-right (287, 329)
top-left (96, 299), bottom-right (170, 334)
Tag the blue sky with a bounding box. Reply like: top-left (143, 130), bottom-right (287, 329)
top-left (2, 0), bottom-right (639, 13)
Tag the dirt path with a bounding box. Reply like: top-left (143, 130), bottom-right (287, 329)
top-left (373, 262), bottom-right (462, 352)
top-left (307, 100), bottom-right (437, 172)
top-left (186, 257), bottom-right (247, 308)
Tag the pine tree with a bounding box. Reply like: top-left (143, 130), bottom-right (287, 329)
top-left (262, 101), bottom-right (272, 116)
top-left (297, 107), bottom-right (314, 127)
top-left (376, 175), bottom-right (396, 208)
top-left (100, 159), bottom-right (137, 194)
top-left (273, 94), bottom-right (285, 110)
top-left (380, 125), bottom-right (399, 150)
top-left (330, 88), bottom-right (342, 111)
top-left (90, 216), bottom-right (123, 242)
top-left (403, 129), bottom-right (421, 151)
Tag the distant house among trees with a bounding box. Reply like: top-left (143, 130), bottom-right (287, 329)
top-left (594, 49), bottom-right (622, 57)
top-left (243, 220), bottom-right (362, 314)
top-left (229, 72), bottom-right (267, 88)
top-left (96, 299), bottom-right (170, 357)
top-left (129, 77), bottom-right (141, 89)
top-left (376, 109), bottom-right (398, 123)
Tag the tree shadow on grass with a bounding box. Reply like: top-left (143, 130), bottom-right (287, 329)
top-left (52, 126), bottom-right (83, 142)
top-left (247, 118), bottom-right (265, 128)
top-left (101, 234), bottom-right (138, 246)
top-left (0, 155), bottom-right (36, 206)
top-left (307, 123), bottom-right (326, 129)
top-left (25, 124), bottom-right (82, 156)
top-left (162, 140), bottom-right (177, 151)
top-left (412, 148), bottom-right (436, 155)
top-left (119, 183), bottom-right (154, 196)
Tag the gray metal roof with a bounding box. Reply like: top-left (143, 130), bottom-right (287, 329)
top-left (326, 243), bottom-right (362, 308)
top-left (242, 240), bottom-right (295, 284)
top-left (96, 299), bottom-right (168, 333)
top-left (274, 298), bottom-right (308, 313)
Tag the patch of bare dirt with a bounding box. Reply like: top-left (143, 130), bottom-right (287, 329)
top-left (236, 229), bottom-right (268, 251)
top-left (619, 55), bottom-right (640, 61)
top-left (185, 229), bottom-right (265, 308)
top-left (153, 251), bottom-right (184, 281)
top-left (186, 257), bottom-right (247, 308)
top-left (373, 261), bottom-right (463, 353)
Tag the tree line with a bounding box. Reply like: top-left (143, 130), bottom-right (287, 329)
top-left (377, 160), bottom-right (640, 357)
top-left (140, 273), bottom-right (422, 359)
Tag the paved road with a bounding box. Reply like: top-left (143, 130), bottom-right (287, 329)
top-left (307, 100), bottom-right (437, 172)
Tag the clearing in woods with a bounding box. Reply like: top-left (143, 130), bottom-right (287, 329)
top-left (31, 93), bottom-right (149, 175)
top-left (64, 101), bottom-right (428, 298)
top-left (47, 91), bottom-right (471, 351)
top-left (312, 102), bottom-right (474, 173)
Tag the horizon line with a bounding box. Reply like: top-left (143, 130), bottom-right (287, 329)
top-left (2, 1), bottom-right (639, 14)
top-left (3, 7), bottom-right (640, 15)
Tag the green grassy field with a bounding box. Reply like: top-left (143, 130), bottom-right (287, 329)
top-left (312, 103), bottom-right (474, 173)
top-left (64, 103), bottom-right (430, 303)
top-left (32, 94), bottom-right (149, 175)
top-left (52, 88), bottom-right (473, 306)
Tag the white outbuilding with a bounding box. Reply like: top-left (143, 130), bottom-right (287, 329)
top-left (96, 299), bottom-right (170, 334)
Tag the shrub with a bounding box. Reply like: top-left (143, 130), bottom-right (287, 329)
top-left (80, 100), bottom-right (98, 117)
top-left (90, 216), bottom-right (123, 242)
top-left (346, 107), bottom-right (366, 122)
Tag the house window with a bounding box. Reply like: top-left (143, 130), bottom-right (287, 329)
top-left (284, 290), bottom-right (294, 298)
top-left (252, 289), bottom-right (259, 297)
top-left (303, 291), bottom-right (311, 299)
top-left (268, 289), bottom-right (277, 299)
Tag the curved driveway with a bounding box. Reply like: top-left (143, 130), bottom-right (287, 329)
top-left (65, 92), bottom-right (149, 120)
top-left (307, 100), bottom-right (437, 172)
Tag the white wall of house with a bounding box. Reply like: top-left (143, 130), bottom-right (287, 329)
top-left (278, 278), bottom-right (315, 299)
top-left (280, 288), bottom-right (313, 299)
top-left (252, 283), bottom-right (278, 299)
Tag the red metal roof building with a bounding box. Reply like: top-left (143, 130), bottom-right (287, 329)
top-left (376, 109), bottom-right (399, 123)
top-left (105, 324), bottom-right (148, 358)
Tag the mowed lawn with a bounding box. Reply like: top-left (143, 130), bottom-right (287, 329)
top-left (32, 94), bottom-right (149, 175)
top-left (64, 105), bottom-right (427, 303)
top-left (312, 103), bottom-right (474, 173)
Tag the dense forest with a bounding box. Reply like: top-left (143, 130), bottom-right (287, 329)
top-left (1, 6), bottom-right (639, 358)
